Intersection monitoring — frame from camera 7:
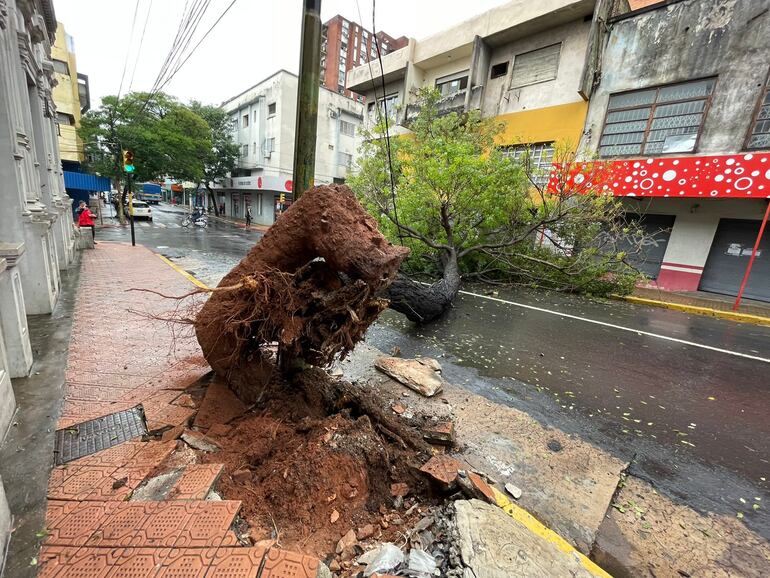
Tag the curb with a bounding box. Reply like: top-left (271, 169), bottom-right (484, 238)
top-left (612, 294), bottom-right (770, 326)
top-left (493, 488), bottom-right (612, 578)
top-left (155, 254), bottom-right (211, 290)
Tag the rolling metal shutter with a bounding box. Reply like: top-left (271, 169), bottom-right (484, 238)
top-left (699, 218), bottom-right (770, 302)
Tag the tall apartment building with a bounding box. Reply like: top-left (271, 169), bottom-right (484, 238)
top-left (321, 14), bottom-right (407, 100)
top-left (51, 21), bottom-right (90, 171)
top-left (216, 70), bottom-right (364, 226)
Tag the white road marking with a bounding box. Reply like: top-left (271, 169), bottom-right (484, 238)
top-left (155, 223), bottom-right (166, 228)
top-left (457, 289), bottom-right (770, 364)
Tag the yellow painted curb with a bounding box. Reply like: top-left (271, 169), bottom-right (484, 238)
top-left (493, 488), bottom-right (613, 578)
top-left (156, 254), bottom-right (210, 290)
top-left (614, 294), bottom-right (770, 326)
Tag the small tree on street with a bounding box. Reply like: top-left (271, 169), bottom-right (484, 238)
top-left (189, 102), bottom-right (240, 216)
top-left (350, 89), bottom-right (642, 323)
top-left (79, 92), bottom-right (211, 222)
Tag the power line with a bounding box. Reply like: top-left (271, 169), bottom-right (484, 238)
top-left (128, 0), bottom-right (155, 93)
top-left (117, 0), bottom-right (142, 101)
top-left (158, 0), bottom-right (240, 93)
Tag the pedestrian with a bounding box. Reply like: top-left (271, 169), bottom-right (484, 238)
top-left (245, 206), bottom-right (252, 227)
top-left (77, 200), bottom-right (97, 244)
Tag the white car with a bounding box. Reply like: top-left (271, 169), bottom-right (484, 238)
top-left (131, 200), bottom-right (152, 221)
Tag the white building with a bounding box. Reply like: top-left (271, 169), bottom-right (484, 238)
top-left (0, 0), bottom-right (75, 563)
top-left (216, 70), bottom-right (364, 226)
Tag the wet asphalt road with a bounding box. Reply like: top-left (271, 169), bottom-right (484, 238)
top-left (99, 204), bottom-right (770, 536)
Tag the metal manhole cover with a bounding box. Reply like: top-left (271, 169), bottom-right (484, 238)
top-left (54, 406), bottom-right (147, 465)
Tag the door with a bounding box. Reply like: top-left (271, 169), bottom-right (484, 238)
top-left (699, 218), bottom-right (770, 302)
top-left (610, 214), bottom-right (675, 280)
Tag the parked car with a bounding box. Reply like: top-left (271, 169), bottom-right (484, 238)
top-left (130, 200), bottom-right (152, 221)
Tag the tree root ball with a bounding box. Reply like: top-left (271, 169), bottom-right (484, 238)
top-left (194, 184), bottom-right (409, 403)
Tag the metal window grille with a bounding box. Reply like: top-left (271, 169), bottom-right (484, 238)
top-left (340, 120), bottom-right (356, 137)
top-left (500, 142), bottom-right (555, 188)
top-left (599, 78), bottom-right (716, 157)
top-left (746, 74), bottom-right (770, 150)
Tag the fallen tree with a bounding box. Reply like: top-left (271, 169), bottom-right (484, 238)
top-left (193, 184), bottom-right (409, 403)
top-left (350, 89), bottom-right (644, 323)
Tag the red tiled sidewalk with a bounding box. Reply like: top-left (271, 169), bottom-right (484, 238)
top-left (38, 242), bottom-right (322, 577)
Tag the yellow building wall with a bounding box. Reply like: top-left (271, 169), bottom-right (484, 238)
top-left (494, 101), bottom-right (588, 150)
top-left (51, 22), bottom-right (84, 163)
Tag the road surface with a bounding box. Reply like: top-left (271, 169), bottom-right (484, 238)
top-left (98, 204), bottom-right (770, 537)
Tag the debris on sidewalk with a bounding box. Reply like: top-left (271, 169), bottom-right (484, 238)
top-left (420, 455), bottom-right (464, 488)
top-left (423, 420), bottom-right (455, 446)
top-left (374, 356), bottom-right (446, 397)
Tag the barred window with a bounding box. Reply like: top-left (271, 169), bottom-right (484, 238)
top-left (501, 142), bottom-right (555, 187)
top-left (340, 120), bottom-right (356, 137)
top-left (338, 152), bottom-right (353, 167)
top-left (599, 78), bottom-right (715, 157)
top-left (746, 74), bottom-right (770, 150)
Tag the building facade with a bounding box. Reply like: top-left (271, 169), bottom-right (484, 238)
top-left (0, 0), bottom-right (75, 567)
top-left (321, 14), bottom-right (407, 100)
top-left (51, 20), bottom-right (89, 171)
top-left (346, 0), bottom-right (604, 175)
top-left (577, 0), bottom-right (770, 301)
top-left (216, 70), bottom-right (364, 226)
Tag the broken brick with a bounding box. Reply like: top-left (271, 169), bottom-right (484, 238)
top-left (232, 468), bottom-right (252, 484)
top-left (458, 471), bottom-right (497, 504)
top-left (423, 420), bottom-right (455, 446)
top-left (419, 455), bottom-right (464, 487)
top-left (390, 482), bottom-right (410, 497)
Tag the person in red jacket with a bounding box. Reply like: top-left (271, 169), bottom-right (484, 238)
top-left (77, 200), bottom-right (97, 244)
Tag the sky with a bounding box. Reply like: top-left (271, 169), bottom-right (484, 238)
top-left (54, 0), bottom-right (510, 109)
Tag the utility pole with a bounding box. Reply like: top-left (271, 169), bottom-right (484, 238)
top-left (292, 0), bottom-right (322, 201)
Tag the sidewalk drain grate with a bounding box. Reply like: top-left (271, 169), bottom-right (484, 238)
top-left (54, 406), bottom-right (147, 465)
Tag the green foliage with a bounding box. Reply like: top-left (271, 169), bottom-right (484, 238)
top-left (349, 88), bottom-right (643, 296)
top-left (188, 101), bottom-right (240, 185)
top-left (79, 92), bottom-right (217, 186)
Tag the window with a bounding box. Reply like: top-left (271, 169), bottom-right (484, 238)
top-left (252, 142), bottom-right (256, 156)
top-left (368, 93), bottom-right (399, 120)
top-left (338, 152), bottom-right (353, 168)
top-left (599, 77), bottom-right (715, 156)
top-left (746, 73), bottom-right (770, 150)
top-left (241, 144), bottom-right (248, 157)
top-left (264, 137), bottom-right (275, 154)
top-left (511, 43), bottom-right (561, 88)
top-left (339, 70), bottom-right (346, 85)
top-left (362, 30), bottom-right (368, 41)
top-left (52, 59), bottom-right (70, 75)
top-left (267, 102), bottom-right (276, 116)
top-left (435, 71), bottom-right (469, 97)
top-left (340, 120), bottom-right (355, 137)
top-left (491, 62), bottom-right (509, 79)
top-left (500, 142), bottom-right (555, 188)
top-left (253, 110), bottom-right (258, 123)
top-left (56, 112), bottom-right (74, 125)
top-left (242, 114), bottom-right (249, 128)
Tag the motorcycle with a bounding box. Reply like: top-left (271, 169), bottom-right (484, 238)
top-left (181, 213), bottom-right (208, 228)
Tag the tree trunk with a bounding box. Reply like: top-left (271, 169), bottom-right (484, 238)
top-left (205, 182), bottom-right (220, 216)
top-left (384, 248), bottom-right (461, 324)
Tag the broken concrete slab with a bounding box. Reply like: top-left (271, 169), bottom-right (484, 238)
top-left (193, 380), bottom-right (247, 429)
top-left (342, 343), bottom-right (627, 555)
top-left (374, 356), bottom-right (446, 397)
top-left (455, 499), bottom-right (608, 578)
top-left (181, 429), bottom-right (220, 452)
top-left (505, 482), bottom-right (522, 500)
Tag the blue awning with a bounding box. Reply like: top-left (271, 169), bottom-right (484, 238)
top-left (63, 171), bottom-right (111, 192)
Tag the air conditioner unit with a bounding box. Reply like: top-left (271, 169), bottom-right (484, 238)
top-left (329, 109), bottom-right (339, 119)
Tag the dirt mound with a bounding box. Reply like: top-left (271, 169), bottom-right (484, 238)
top-left (199, 373), bottom-right (434, 558)
top-left (193, 184), bottom-right (409, 403)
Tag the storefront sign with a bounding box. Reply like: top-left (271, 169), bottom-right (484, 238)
top-left (549, 153), bottom-right (770, 199)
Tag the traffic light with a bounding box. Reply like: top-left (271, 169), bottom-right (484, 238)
top-left (122, 150), bottom-right (135, 173)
